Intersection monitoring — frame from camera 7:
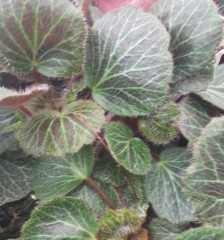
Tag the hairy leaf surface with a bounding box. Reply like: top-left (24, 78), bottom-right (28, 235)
top-left (21, 198), bottom-right (98, 240)
top-left (18, 101), bottom-right (106, 157)
top-left (139, 101), bottom-right (179, 144)
top-left (32, 147), bottom-right (93, 200)
top-left (105, 122), bottom-right (152, 175)
top-left (145, 148), bottom-right (195, 224)
top-left (0, 0), bottom-right (85, 77)
top-left (186, 117), bottom-right (224, 226)
top-left (85, 6), bottom-right (172, 116)
top-left (151, 0), bottom-right (222, 95)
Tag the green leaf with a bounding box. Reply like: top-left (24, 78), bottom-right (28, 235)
top-left (0, 107), bottom-right (21, 153)
top-left (0, 108), bottom-right (21, 134)
top-left (32, 146), bottom-right (93, 201)
top-left (85, 6), bottom-right (172, 116)
top-left (18, 100), bottom-right (106, 157)
top-left (186, 117), bottom-right (224, 226)
top-left (151, 0), bottom-right (222, 95)
top-left (197, 65), bottom-right (224, 110)
top-left (0, 157), bottom-right (34, 205)
top-left (176, 227), bottom-right (224, 240)
top-left (0, 0), bottom-right (85, 77)
top-left (21, 198), bottom-right (98, 240)
top-left (70, 151), bottom-right (147, 215)
top-left (69, 183), bottom-right (121, 217)
top-left (178, 95), bottom-right (222, 142)
top-left (138, 101), bottom-right (179, 145)
top-left (92, 151), bottom-right (125, 187)
top-left (144, 148), bottom-right (195, 224)
top-left (105, 122), bottom-right (152, 175)
top-left (149, 219), bottom-right (183, 240)
top-left (0, 132), bottom-right (18, 154)
top-left (94, 151), bottom-right (147, 203)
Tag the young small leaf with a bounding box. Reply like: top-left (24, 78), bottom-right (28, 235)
top-left (105, 122), bottom-right (152, 175)
top-left (197, 65), bottom-right (224, 110)
top-left (144, 148), bottom-right (195, 224)
top-left (138, 102), bottom-right (179, 145)
top-left (0, 0), bottom-right (85, 77)
top-left (0, 157), bottom-right (34, 205)
top-left (18, 101), bottom-right (106, 157)
top-left (186, 117), bottom-right (224, 226)
top-left (21, 198), bottom-right (98, 240)
top-left (32, 146), bottom-right (93, 201)
top-left (97, 208), bottom-right (142, 239)
top-left (151, 0), bottom-right (222, 95)
top-left (178, 95), bottom-right (222, 142)
top-left (85, 6), bottom-right (172, 116)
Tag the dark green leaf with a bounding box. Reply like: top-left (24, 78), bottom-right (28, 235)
top-left (197, 65), bottom-right (224, 110)
top-left (145, 148), bottom-right (195, 224)
top-left (32, 146), bottom-right (93, 201)
top-left (21, 198), bottom-right (98, 240)
top-left (0, 132), bottom-right (18, 154)
top-left (186, 117), bottom-right (224, 226)
top-left (176, 227), bottom-right (224, 240)
top-left (0, 0), bottom-right (85, 77)
top-left (85, 6), bottom-right (172, 116)
top-left (105, 122), bottom-right (152, 175)
top-left (0, 157), bottom-right (34, 205)
top-left (178, 95), bottom-right (222, 142)
top-left (149, 219), bottom-right (183, 240)
top-left (69, 183), bottom-right (121, 217)
top-left (92, 151), bottom-right (125, 187)
top-left (151, 0), bottom-right (222, 95)
top-left (18, 101), bottom-right (106, 157)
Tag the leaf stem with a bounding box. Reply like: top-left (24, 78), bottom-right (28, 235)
top-left (32, 69), bottom-right (42, 83)
top-left (70, 113), bottom-right (108, 149)
top-left (86, 178), bottom-right (117, 210)
top-left (18, 105), bottom-right (33, 118)
top-left (70, 112), bottom-right (138, 206)
top-left (115, 187), bottom-right (127, 208)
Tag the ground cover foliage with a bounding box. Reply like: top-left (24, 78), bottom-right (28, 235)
top-left (0, 0), bottom-right (224, 239)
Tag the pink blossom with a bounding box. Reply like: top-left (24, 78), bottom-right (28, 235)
top-left (95, 0), bottom-right (157, 13)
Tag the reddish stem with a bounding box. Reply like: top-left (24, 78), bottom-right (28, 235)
top-left (32, 69), bottom-right (42, 83)
top-left (115, 187), bottom-right (127, 208)
top-left (71, 112), bottom-right (138, 205)
top-left (18, 105), bottom-right (33, 118)
top-left (86, 178), bottom-right (117, 210)
top-left (71, 113), bottom-right (108, 149)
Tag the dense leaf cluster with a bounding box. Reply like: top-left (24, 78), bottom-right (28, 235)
top-left (0, 0), bottom-right (224, 239)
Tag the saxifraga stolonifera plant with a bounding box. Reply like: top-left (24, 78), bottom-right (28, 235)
top-left (0, 0), bottom-right (224, 239)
